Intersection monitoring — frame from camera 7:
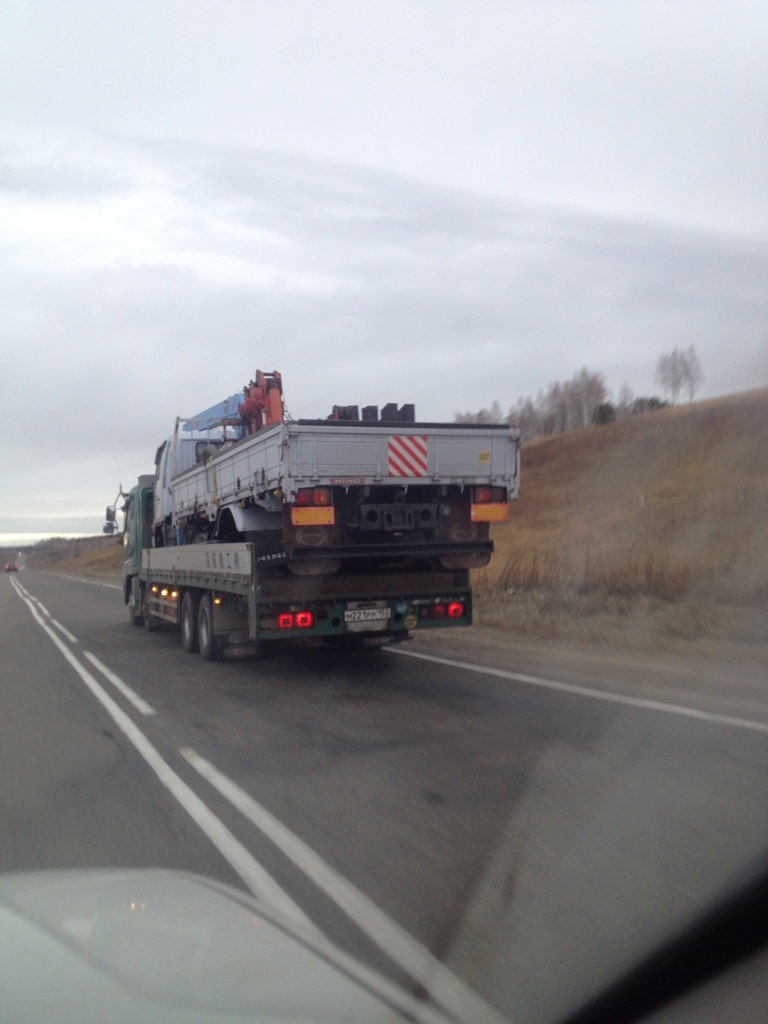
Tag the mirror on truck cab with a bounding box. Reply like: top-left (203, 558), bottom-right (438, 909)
top-left (103, 505), bottom-right (118, 534)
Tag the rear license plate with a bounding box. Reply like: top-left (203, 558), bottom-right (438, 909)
top-left (344, 608), bottom-right (391, 623)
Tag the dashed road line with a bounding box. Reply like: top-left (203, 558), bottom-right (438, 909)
top-left (183, 748), bottom-right (506, 1024)
top-left (10, 576), bottom-right (315, 933)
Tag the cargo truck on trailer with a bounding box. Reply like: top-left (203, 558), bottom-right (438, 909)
top-left (119, 369), bottom-right (519, 660)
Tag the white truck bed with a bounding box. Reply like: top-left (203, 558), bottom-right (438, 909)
top-left (171, 420), bottom-right (520, 522)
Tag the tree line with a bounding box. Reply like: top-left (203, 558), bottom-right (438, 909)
top-left (455, 347), bottom-right (704, 441)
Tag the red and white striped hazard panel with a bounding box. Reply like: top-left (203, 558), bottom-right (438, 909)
top-left (387, 435), bottom-right (428, 477)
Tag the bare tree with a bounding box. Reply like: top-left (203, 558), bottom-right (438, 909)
top-left (682, 345), bottom-right (704, 403)
top-left (454, 410), bottom-right (478, 424)
top-left (572, 367), bottom-right (608, 426)
top-left (616, 383), bottom-right (635, 420)
top-left (542, 381), bottom-right (567, 434)
top-left (656, 347), bottom-right (704, 404)
top-left (484, 400), bottom-right (505, 424)
top-left (459, 367), bottom-right (617, 440)
top-left (534, 369), bottom-right (608, 434)
top-left (656, 349), bottom-right (686, 404)
top-left (508, 396), bottom-right (541, 440)
top-left (454, 400), bottom-right (504, 424)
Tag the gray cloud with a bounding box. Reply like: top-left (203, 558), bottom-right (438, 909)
top-left (1, 133), bottom-right (766, 539)
top-left (3, 1), bottom-right (766, 235)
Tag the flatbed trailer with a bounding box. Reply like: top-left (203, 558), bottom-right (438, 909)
top-left (126, 513), bottom-right (472, 660)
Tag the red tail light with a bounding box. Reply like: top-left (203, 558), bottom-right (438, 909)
top-left (419, 600), bottom-right (466, 620)
top-left (277, 610), bottom-right (314, 629)
top-left (295, 487), bottom-right (331, 506)
top-left (473, 486), bottom-right (506, 503)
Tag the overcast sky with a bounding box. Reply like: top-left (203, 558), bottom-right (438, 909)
top-left (1, 1), bottom-right (766, 544)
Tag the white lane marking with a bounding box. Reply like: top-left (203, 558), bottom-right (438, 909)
top-left (70, 576), bottom-right (122, 591)
top-left (390, 648), bottom-right (768, 734)
top-left (11, 581), bottom-right (316, 934)
top-left (60, 574), bottom-right (122, 591)
top-left (11, 582), bottom-right (80, 641)
top-left (182, 748), bottom-right (506, 1024)
top-left (51, 619), bottom-right (78, 643)
top-left (31, 570), bottom-right (122, 591)
top-left (13, 581), bottom-right (79, 643)
top-left (83, 651), bottom-right (156, 716)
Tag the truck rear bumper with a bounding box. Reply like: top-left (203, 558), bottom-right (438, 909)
top-left (286, 540), bottom-right (493, 561)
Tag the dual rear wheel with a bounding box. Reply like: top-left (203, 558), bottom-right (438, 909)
top-left (180, 591), bottom-right (199, 653)
top-left (181, 591), bottom-right (220, 661)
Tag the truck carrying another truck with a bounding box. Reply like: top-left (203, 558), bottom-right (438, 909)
top-left (119, 369), bottom-right (520, 660)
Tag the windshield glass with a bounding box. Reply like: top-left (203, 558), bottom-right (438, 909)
top-left (1, 4), bottom-right (766, 1023)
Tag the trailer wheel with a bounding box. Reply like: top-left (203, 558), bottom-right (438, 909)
top-left (197, 594), bottom-right (220, 661)
top-left (180, 591), bottom-right (199, 653)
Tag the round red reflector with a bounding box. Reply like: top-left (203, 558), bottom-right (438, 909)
top-left (447, 602), bottom-right (464, 618)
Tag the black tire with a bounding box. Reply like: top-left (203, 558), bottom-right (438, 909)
top-left (180, 591), bottom-right (199, 653)
top-left (197, 594), bottom-right (220, 661)
top-left (142, 585), bottom-right (160, 632)
top-left (127, 578), bottom-right (144, 626)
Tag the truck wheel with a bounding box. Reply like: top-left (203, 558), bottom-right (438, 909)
top-left (180, 591), bottom-right (199, 653)
top-left (127, 578), bottom-right (144, 626)
top-left (197, 594), bottom-right (220, 661)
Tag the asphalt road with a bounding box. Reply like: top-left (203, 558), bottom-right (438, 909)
top-left (2, 569), bottom-right (767, 1023)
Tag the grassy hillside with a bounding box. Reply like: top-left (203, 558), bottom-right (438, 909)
top-left (25, 535), bottom-right (124, 576)
top-left (18, 388), bottom-right (767, 646)
top-left (474, 388), bottom-right (768, 642)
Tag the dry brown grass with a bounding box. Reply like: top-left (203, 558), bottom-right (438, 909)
top-left (473, 388), bottom-right (768, 643)
top-left (26, 535), bottom-right (124, 577)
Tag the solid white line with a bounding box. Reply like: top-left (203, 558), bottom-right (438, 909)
top-left (13, 585), bottom-right (78, 642)
top-left (15, 583), bottom-right (78, 643)
top-left (51, 619), bottom-right (78, 643)
top-left (389, 648), bottom-right (768, 734)
top-left (35, 570), bottom-right (122, 591)
top-left (70, 576), bottom-right (122, 591)
top-left (182, 748), bottom-right (506, 1024)
top-left (83, 651), bottom-right (156, 716)
top-left (11, 582), bottom-right (316, 933)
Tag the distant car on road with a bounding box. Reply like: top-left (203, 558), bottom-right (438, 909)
top-left (4, 562), bottom-right (18, 572)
